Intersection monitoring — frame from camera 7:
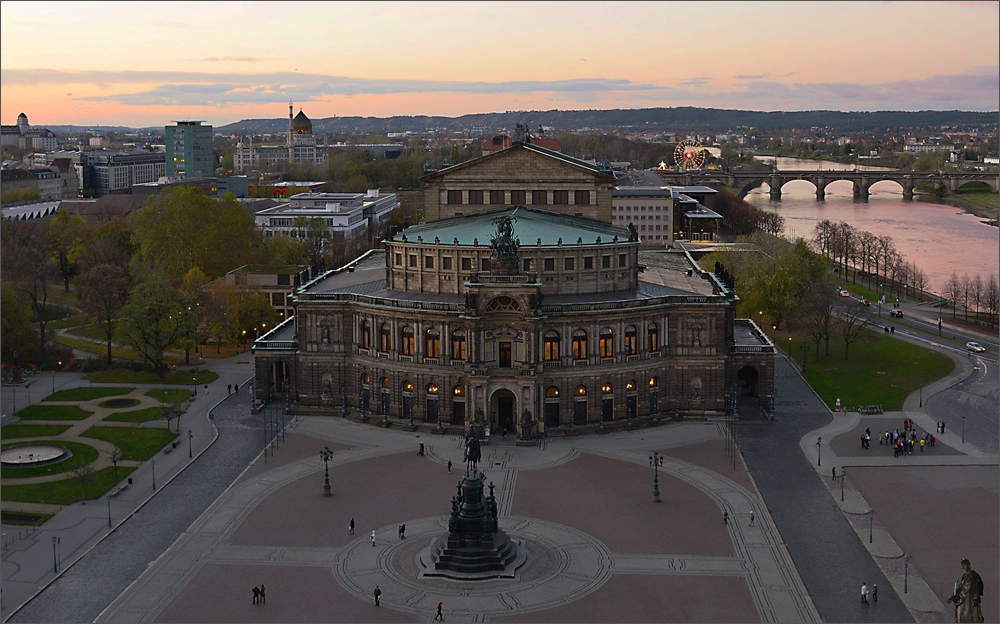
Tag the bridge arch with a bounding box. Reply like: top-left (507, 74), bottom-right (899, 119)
top-left (955, 179), bottom-right (998, 193)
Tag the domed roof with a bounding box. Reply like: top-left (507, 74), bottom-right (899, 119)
top-left (292, 109), bottom-right (312, 133)
top-left (17, 112), bottom-right (27, 121)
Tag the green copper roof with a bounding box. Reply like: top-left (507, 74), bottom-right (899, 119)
top-left (393, 207), bottom-right (633, 247)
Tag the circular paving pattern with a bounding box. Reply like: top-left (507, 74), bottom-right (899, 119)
top-left (335, 515), bottom-right (613, 616)
top-left (1, 443), bottom-right (68, 466)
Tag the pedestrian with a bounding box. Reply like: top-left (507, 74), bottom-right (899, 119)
top-left (260, 584), bottom-right (265, 604)
top-left (878, 431), bottom-right (882, 445)
top-left (930, 434), bottom-right (935, 447)
top-left (398, 524), bottom-right (403, 540)
top-left (401, 523), bottom-right (406, 539)
top-left (873, 583), bottom-right (878, 602)
top-left (723, 510), bottom-right (729, 524)
top-left (371, 530), bottom-right (376, 547)
top-left (227, 384), bottom-right (232, 395)
top-left (832, 466), bottom-right (837, 481)
top-left (891, 325), bottom-right (895, 335)
top-left (749, 511), bottom-right (754, 527)
top-left (447, 460), bottom-right (452, 473)
top-left (502, 426), bottom-right (507, 440)
top-left (235, 383), bottom-right (238, 394)
top-left (861, 583), bottom-right (869, 607)
top-left (252, 585), bottom-right (260, 605)
top-left (419, 442), bottom-right (425, 456)
top-left (349, 518), bottom-right (355, 534)
top-left (941, 421), bottom-right (945, 434)
top-left (904, 418), bottom-right (909, 431)
top-left (435, 601), bottom-right (444, 621)
top-left (374, 585), bottom-right (382, 606)
top-left (920, 438), bottom-right (925, 452)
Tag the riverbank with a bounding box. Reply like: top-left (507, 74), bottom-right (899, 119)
top-left (937, 191), bottom-right (999, 226)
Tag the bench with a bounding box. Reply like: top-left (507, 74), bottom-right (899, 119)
top-left (110, 483), bottom-right (129, 497)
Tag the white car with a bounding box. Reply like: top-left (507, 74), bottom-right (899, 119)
top-left (839, 289), bottom-right (850, 297)
top-left (966, 342), bottom-right (986, 353)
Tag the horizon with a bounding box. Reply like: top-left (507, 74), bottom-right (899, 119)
top-left (2, 1), bottom-right (998, 128)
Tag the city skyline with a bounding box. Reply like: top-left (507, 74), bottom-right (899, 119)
top-left (1, 0), bottom-right (998, 128)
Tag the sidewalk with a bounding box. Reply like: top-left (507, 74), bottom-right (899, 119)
top-left (0, 353), bottom-right (256, 622)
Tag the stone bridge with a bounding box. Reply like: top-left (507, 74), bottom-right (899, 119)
top-left (657, 169), bottom-right (999, 200)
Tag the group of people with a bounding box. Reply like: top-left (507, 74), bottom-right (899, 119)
top-left (860, 582), bottom-right (877, 607)
top-left (251, 584), bottom-right (265, 604)
top-left (879, 419), bottom-right (935, 458)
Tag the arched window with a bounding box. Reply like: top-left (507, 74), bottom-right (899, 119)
top-left (575, 385), bottom-right (587, 396)
top-left (403, 380), bottom-right (414, 393)
top-left (381, 376), bottom-right (391, 388)
top-left (360, 320), bottom-right (371, 349)
top-left (626, 380), bottom-right (636, 392)
top-left (427, 383), bottom-right (439, 395)
top-left (425, 328), bottom-right (440, 358)
top-left (451, 330), bottom-right (466, 360)
top-left (544, 330), bottom-right (560, 361)
top-left (599, 327), bottom-right (614, 357)
top-left (362, 373), bottom-right (371, 385)
top-left (572, 330), bottom-right (588, 360)
top-left (648, 376), bottom-right (658, 388)
top-left (601, 383), bottom-right (613, 395)
top-left (624, 325), bottom-right (637, 355)
top-left (453, 385), bottom-right (465, 397)
top-left (379, 323), bottom-right (392, 352)
top-left (546, 386), bottom-right (560, 398)
top-left (647, 322), bottom-right (659, 351)
top-left (401, 325), bottom-right (414, 355)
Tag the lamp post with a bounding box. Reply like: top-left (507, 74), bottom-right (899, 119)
top-left (52, 361), bottom-right (62, 394)
top-left (52, 536), bottom-right (58, 573)
top-left (800, 344), bottom-right (810, 374)
top-left (904, 553), bottom-right (910, 593)
top-left (192, 376), bottom-right (197, 396)
top-left (649, 452), bottom-right (664, 503)
top-left (320, 446), bottom-right (333, 496)
top-left (151, 459), bottom-right (156, 491)
top-left (816, 436), bottom-right (822, 467)
top-left (106, 494), bottom-right (112, 528)
top-left (962, 414), bottom-right (965, 444)
top-left (868, 508), bottom-right (874, 543)
top-left (341, 382), bottom-right (348, 418)
top-left (188, 429), bottom-right (193, 458)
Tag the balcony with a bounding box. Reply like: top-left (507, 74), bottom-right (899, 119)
top-left (731, 319), bottom-right (775, 353)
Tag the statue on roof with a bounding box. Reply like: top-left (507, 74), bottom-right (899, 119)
top-left (490, 215), bottom-right (520, 262)
top-left (628, 222), bottom-right (639, 242)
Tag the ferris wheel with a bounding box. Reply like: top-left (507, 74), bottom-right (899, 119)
top-left (673, 140), bottom-right (706, 171)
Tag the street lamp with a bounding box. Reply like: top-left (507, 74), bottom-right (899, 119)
top-left (188, 429), bottom-right (193, 458)
top-left (52, 361), bottom-right (61, 394)
top-left (192, 376), bottom-right (197, 396)
top-left (107, 494), bottom-right (112, 528)
top-left (904, 553), bottom-right (910, 593)
top-left (151, 459), bottom-right (156, 491)
top-left (320, 446), bottom-right (333, 496)
top-left (800, 344), bottom-right (810, 374)
top-left (816, 436), bottom-right (822, 467)
top-left (840, 469), bottom-right (845, 502)
top-left (52, 536), bottom-right (58, 573)
top-left (962, 414), bottom-right (966, 444)
top-left (649, 452), bottom-right (664, 503)
top-left (868, 508), bottom-right (874, 543)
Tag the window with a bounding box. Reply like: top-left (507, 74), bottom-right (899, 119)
top-left (619, 254), bottom-right (627, 267)
top-left (599, 328), bottom-right (614, 357)
top-left (425, 328), bottom-right (440, 357)
top-left (553, 190), bottom-right (569, 204)
top-left (409, 254), bottom-right (417, 267)
top-left (510, 190), bottom-right (526, 204)
top-left (572, 330), bottom-right (587, 359)
top-left (394, 253), bottom-right (402, 266)
top-left (544, 258), bottom-right (555, 271)
top-left (544, 331), bottom-right (560, 360)
top-left (401, 325), bottom-right (414, 355)
top-left (575, 385), bottom-right (587, 396)
top-left (451, 330), bottom-right (466, 360)
top-left (647, 322), bottom-right (659, 351)
top-left (461, 257), bottom-right (471, 271)
top-left (624, 325), bottom-right (637, 354)
top-left (522, 258), bottom-right (533, 271)
top-left (564, 257), bottom-right (575, 271)
top-left (648, 376), bottom-right (658, 388)
top-left (447, 190), bottom-right (463, 204)
top-left (380, 323), bottom-right (392, 352)
top-left (602, 255), bottom-right (611, 269)
top-left (575, 190), bottom-right (590, 205)
top-left (601, 383), bottom-right (613, 395)
top-left (546, 386), bottom-right (559, 398)
top-left (532, 190), bottom-right (547, 205)
top-left (442, 256), bottom-right (452, 270)
top-left (489, 190), bottom-right (505, 204)
top-left (425, 256), bottom-right (434, 269)
top-left (468, 190), bottom-right (483, 204)
top-left (361, 320), bottom-right (371, 349)
top-left (427, 383), bottom-right (439, 395)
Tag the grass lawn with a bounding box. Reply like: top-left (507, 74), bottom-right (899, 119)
top-left (65, 324), bottom-right (107, 340)
top-left (80, 426), bottom-right (177, 461)
top-left (87, 370), bottom-right (219, 385)
top-left (146, 388), bottom-right (192, 403)
top-left (775, 327), bottom-right (954, 411)
top-left (52, 334), bottom-right (146, 364)
top-left (1, 466), bottom-right (136, 505)
top-left (45, 387), bottom-right (133, 402)
top-left (0, 424), bottom-right (72, 438)
top-left (103, 407), bottom-right (165, 423)
top-left (16, 404), bottom-right (94, 420)
top-left (1, 440), bottom-right (100, 478)
top-left (0, 510), bottom-right (54, 526)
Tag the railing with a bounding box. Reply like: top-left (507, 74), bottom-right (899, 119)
top-left (731, 344), bottom-right (774, 353)
top-left (254, 340), bottom-right (297, 351)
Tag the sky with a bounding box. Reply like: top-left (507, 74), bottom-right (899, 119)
top-left (1, 1), bottom-right (998, 128)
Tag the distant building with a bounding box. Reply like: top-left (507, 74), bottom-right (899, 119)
top-left (224, 264), bottom-right (317, 323)
top-left (131, 176), bottom-right (217, 196)
top-left (1, 113), bottom-right (57, 151)
top-left (166, 121), bottom-right (213, 179)
top-left (481, 133), bottom-right (561, 155)
top-left (234, 104), bottom-right (329, 174)
top-left (255, 189), bottom-right (399, 248)
top-left (80, 150), bottom-right (166, 197)
top-left (217, 175), bottom-right (250, 198)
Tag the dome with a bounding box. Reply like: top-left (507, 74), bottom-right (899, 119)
top-left (292, 109), bottom-right (312, 133)
top-left (17, 112), bottom-right (27, 121)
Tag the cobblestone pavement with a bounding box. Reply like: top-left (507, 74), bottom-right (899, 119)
top-left (96, 418), bottom-right (818, 623)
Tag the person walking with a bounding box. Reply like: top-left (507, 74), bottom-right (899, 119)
top-left (749, 511), bottom-right (755, 527)
top-left (374, 585), bottom-right (382, 606)
top-left (920, 438), bottom-right (925, 452)
top-left (259, 584), bottom-right (265, 604)
top-left (371, 530), bottom-right (376, 547)
top-left (832, 466), bottom-right (837, 481)
top-left (400, 523), bottom-right (406, 539)
top-left (861, 583), bottom-right (869, 607)
top-left (349, 518), bottom-right (355, 534)
top-left (434, 601), bottom-right (444, 621)
top-left (252, 586), bottom-right (260, 605)
top-left (873, 583), bottom-right (878, 603)
top-left (447, 460), bottom-right (452, 473)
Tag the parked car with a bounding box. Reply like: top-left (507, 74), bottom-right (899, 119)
top-left (890, 309), bottom-right (904, 318)
top-left (839, 289), bottom-right (850, 297)
top-left (859, 299), bottom-right (872, 307)
top-left (966, 342), bottom-right (987, 353)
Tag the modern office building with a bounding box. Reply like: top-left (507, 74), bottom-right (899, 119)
top-left (80, 150), bottom-right (166, 197)
top-left (166, 121), bottom-right (213, 179)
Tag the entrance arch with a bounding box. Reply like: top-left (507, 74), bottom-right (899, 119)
top-left (737, 366), bottom-right (760, 397)
top-left (489, 387), bottom-right (517, 435)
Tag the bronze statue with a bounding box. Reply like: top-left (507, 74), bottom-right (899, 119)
top-left (948, 558), bottom-right (984, 623)
top-left (463, 423), bottom-right (482, 474)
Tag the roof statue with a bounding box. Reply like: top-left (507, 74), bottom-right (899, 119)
top-left (489, 215), bottom-right (521, 274)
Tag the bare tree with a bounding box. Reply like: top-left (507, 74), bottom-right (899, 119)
top-left (971, 274), bottom-right (984, 323)
top-left (857, 231), bottom-right (877, 287)
top-left (985, 273), bottom-right (999, 329)
top-left (877, 235), bottom-right (896, 297)
top-left (944, 272), bottom-right (962, 319)
top-left (959, 273), bottom-right (972, 322)
top-left (799, 275), bottom-right (839, 357)
top-left (103, 445), bottom-right (124, 479)
top-left (69, 462), bottom-right (95, 504)
top-left (838, 304), bottom-right (873, 360)
top-left (811, 220), bottom-right (835, 257)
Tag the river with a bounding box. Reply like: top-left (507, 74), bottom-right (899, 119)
top-left (744, 157), bottom-right (999, 293)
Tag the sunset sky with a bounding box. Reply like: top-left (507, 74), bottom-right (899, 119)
top-left (2, 1), bottom-right (998, 128)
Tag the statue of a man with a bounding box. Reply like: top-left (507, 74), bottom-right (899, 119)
top-left (463, 423), bottom-right (482, 474)
top-left (948, 558), bottom-right (984, 623)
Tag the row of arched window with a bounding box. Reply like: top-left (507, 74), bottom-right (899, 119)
top-left (359, 375), bottom-right (658, 398)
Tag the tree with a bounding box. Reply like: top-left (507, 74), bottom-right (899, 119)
top-left (117, 278), bottom-right (183, 378)
top-left (176, 268), bottom-right (210, 364)
top-left (959, 274), bottom-right (972, 322)
top-left (838, 305), bottom-right (873, 360)
top-left (202, 280), bottom-right (238, 353)
top-left (0, 281), bottom-right (37, 361)
top-left (46, 210), bottom-right (88, 293)
top-left (798, 274), bottom-right (840, 358)
top-left (104, 445), bottom-right (124, 479)
top-left (78, 264), bottom-right (131, 365)
top-left (971, 274), bottom-right (984, 322)
top-left (69, 461), bottom-right (94, 504)
top-left (2, 219), bottom-right (57, 350)
top-left (944, 272), bottom-right (962, 319)
top-left (235, 290), bottom-right (278, 346)
top-left (985, 273), bottom-right (999, 329)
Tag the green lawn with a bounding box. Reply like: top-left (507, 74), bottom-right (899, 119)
top-left (0, 423), bottom-right (72, 438)
top-left (52, 334), bottom-right (146, 364)
top-left (16, 404), bottom-right (94, 421)
top-left (103, 407), bottom-right (166, 423)
top-left (87, 370), bottom-right (219, 385)
top-left (0, 510), bottom-right (53, 526)
top-left (1, 440), bottom-right (100, 478)
top-left (65, 324), bottom-right (107, 340)
top-left (146, 388), bottom-right (192, 403)
top-left (1, 466), bottom-right (136, 505)
top-left (80, 426), bottom-right (177, 461)
top-left (45, 387), bottom-right (133, 402)
top-left (779, 328), bottom-right (954, 411)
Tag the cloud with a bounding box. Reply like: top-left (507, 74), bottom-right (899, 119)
top-left (201, 56), bottom-right (262, 63)
top-left (734, 73), bottom-right (771, 80)
top-left (580, 58), bottom-right (588, 63)
top-left (678, 75), bottom-right (711, 88)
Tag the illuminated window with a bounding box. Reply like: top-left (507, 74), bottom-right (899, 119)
top-left (425, 328), bottom-right (440, 358)
top-left (360, 320), bottom-right (371, 349)
top-left (451, 330), bottom-right (466, 360)
top-left (599, 328), bottom-right (614, 357)
top-left (544, 331), bottom-right (560, 361)
top-left (401, 325), bottom-right (414, 355)
top-left (379, 323), bottom-right (392, 352)
top-left (647, 323), bottom-right (659, 351)
top-left (624, 325), bottom-right (637, 354)
top-left (572, 330), bottom-right (587, 360)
